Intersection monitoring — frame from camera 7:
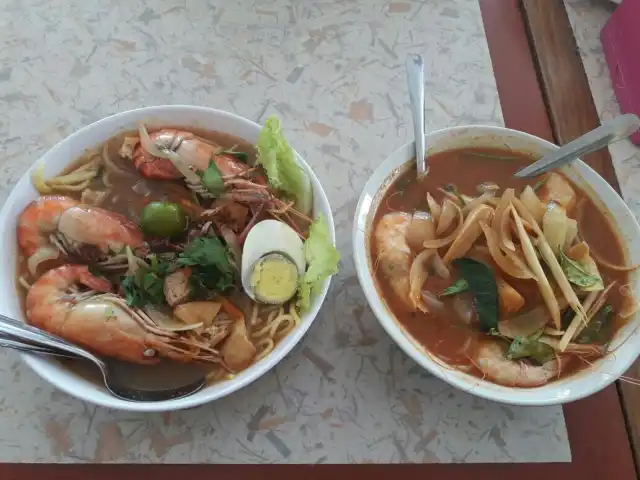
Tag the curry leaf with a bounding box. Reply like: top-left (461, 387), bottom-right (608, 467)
top-left (452, 258), bottom-right (498, 332)
top-left (507, 333), bottom-right (556, 364)
top-left (559, 251), bottom-right (602, 290)
top-left (441, 278), bottom-right (469, 297)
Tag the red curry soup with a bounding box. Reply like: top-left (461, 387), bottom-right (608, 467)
top-left (370, 147), bottom-right (637, 388)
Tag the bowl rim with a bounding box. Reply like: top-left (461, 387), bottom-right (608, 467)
top-left (0, 104), bottom-right (336, 412)
top-left (353, 124), bottom-right (640, 406)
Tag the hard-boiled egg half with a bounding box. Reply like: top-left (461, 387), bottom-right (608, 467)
top-left (241, 220), bottom-right (305, 304)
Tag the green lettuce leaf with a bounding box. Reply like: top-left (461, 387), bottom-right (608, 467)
top-left (440, 278), bottom-right (469, 297)
top-left (256, 115), bottom-right (312, 215)
top-left (296, 215), bottom-right (340, 311)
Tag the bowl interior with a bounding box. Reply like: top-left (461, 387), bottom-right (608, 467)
top-left (354, 125), bottom-right (640, 405)
top-left (0, 105), bottom-right (335, 412)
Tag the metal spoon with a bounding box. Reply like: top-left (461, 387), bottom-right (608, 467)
top-left (406, 53), bottom-right (427, 178)
top-left (0, 314), bottom-right (206, 402)
top-left (515, 114), bottom-right (640, 178)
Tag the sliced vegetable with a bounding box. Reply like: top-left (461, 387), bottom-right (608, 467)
top-left (452, 258), bottom-right (499, 332)
top-left (480, 222), bottom-right (534, 280)
top-left (559, 251), bottom-right (603, 291)
top-left (542, 202), bottom-right (568, 254)
top-left (497, 278), bottom-right (525, 315)
top-left (201, 161), bottom-right (225, 196)
top-left (537, 172), bottom-right (576, 213)
top-left (140, 201), bottom-right (189, 238)
top-left (443, 204), bottom-right (493, 264)
top-left (423, 200), bottom-right (463, 249)
top-left (297, 215), bottom-right (340, 312)
top-left (426, 193), bottom-right (441, 223)
top-left (575, 305), bottom-right (614, 345)
top-left (256, 115), bottom-right (312, 214)
top-left (442, 184), bottom-right (466, 207)
top-left (520, 185), bottom-right (546, 224)
top-left (437, 199), bottom-right (458, 236)
top-left (406, 211), bottom-right (435, 251)
top-left (499, 306), bottom-right (554, 339)
top-left (441, 278), bottom-right (469, 297)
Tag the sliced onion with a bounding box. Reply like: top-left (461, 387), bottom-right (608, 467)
top-left (437, 199), bottom-right (458, 236)
top-left (462, 191), bottom-right (495, 215)
top-left (542, 201), bottom-right (568, 254)
top-left (27, 246), bottom-right (60, 277)
top-left (426, 193), bottom-right (441, 224)
top-left (442, 204), bottom-right (493, 264)
top-left (520, 185), bottom-right (546, 224)
top-left (481, 222), bottom-right (533, 279)
top-left (420, 290), bottom-right (445, 315)
top-left (407, 211), bottom-right (435, 251)
top-left (423, 201), bottom-right (463, 249)
top-left (432, 253), bottom-right (450, 279)
top-left (492, 189), bottom-right (514, 249)
top-left (452, 294), bottom-right (474, 324)
top-left (410, 250), bottom-right (435, 311)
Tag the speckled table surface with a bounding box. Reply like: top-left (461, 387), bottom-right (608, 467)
top-left (0, 0), bottom-right (571, 463)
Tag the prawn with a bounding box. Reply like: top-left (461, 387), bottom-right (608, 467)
top-left (18, 196), bottom-right (144, 263)
top-left (125, 126), bottom-right (268, 200)
top-left (474, 341), bottom-right (563, 388)
top-left (26, 265), bottom-right (226, 364)
top-left (374, 212), bottom-right (413, 309)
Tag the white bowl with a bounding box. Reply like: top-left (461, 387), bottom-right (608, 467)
top-left (353, 125), bottom-right (640, 406)
top-left (0, 105), bottom-right (335, 412)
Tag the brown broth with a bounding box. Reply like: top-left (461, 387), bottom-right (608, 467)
top-left (371, 147), bottom-right (631, 386)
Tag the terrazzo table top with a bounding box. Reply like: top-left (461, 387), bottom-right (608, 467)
top-left (0, 0), bottom-right (571, 463)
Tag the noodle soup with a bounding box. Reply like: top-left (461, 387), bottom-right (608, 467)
top-left (15, 115), bottom-right (339, 389)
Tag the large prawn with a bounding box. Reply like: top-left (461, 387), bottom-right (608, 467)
top-left (25, 264), bottom-right (231, 364)
top-left (18, 196), bottom-right (144, 271)
top-left (374, 212), bottom-right (413, 309)
top-left (122, 126), bottom-right (267, 200)
top-left (474, 341), bottom-right (564, 388)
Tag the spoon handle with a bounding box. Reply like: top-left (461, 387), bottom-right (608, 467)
top-left (515, 114), bottom-right (640, 178)
top-left (0, 336), bottom-right (80, 359)
top-left (406, 54), bottom-right (427, 177)
top-left (0, 314), bottom-right (106, 368)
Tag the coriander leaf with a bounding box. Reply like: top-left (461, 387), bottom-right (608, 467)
top-left (256, 115), bottom-right (312, 215)
top-left (120, 255), bottom-right (172, 308)
top-left (441, 278), bottom-right (469, 297)
top-left (452, 258), bottom-right (498, 332)
top-left (507, 334), bottom-right (555, 364)
top-left (296, 215), bottom-right (340, 312)
top-left (559, 251), bottom-right (603, 290)
top-left (200, 161), bottom-right (225, 196)
top-left (178, 237), bottom-right (234, 295)
top-left (576, 304), bottom-right (614, 345)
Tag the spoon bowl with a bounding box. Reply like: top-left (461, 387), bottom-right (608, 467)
top-left (0, 314), bottom-right (206, 402)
